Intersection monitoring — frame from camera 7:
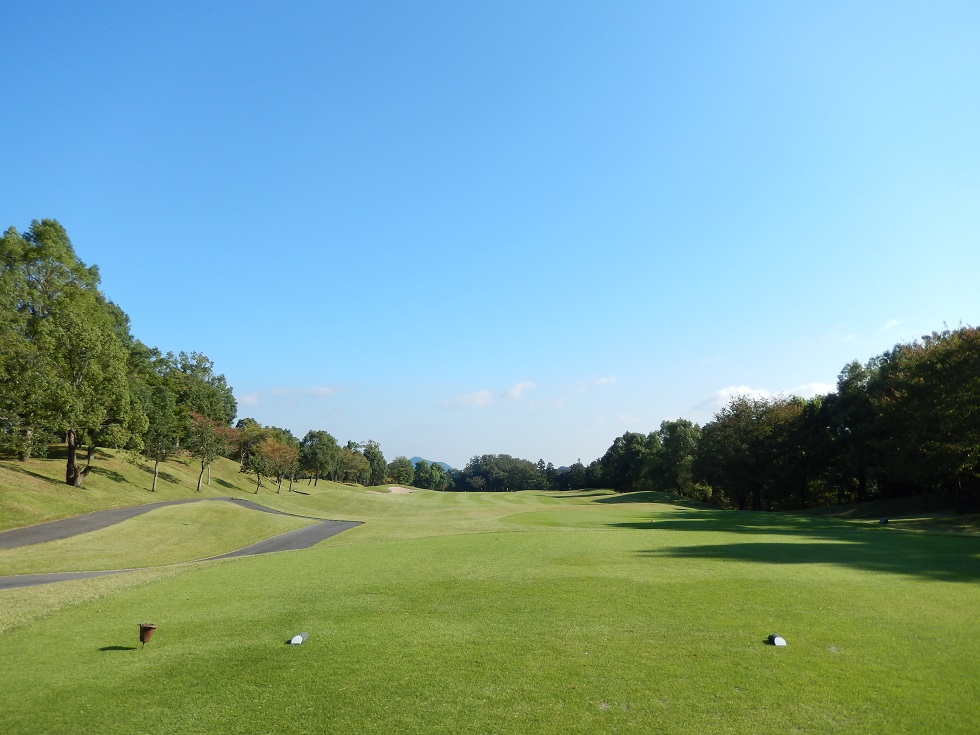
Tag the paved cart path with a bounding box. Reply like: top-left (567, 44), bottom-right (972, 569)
top-left (0, 498), bottom-right (361, 589)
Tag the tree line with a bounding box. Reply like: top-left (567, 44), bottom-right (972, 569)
top-left (3, 220), bottom-right (976, 511)
top-left (585, 327), bottom-right (979, 513)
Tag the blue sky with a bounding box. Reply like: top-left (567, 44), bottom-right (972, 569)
top-left (3, 1), bottom-right (978, 468)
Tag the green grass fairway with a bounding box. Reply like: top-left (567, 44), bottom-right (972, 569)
top-left (1, 488), bottom-right (978, 734)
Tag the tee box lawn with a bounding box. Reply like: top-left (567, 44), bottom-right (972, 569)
top-left (0, 485), bottom-right (977, 734)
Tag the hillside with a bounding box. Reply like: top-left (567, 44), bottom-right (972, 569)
top-left (0, 448), bottom-right (321, 532)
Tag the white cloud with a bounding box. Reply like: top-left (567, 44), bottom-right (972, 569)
top-left (880, 319), bottom-right (901, 332)
top-left (695, 381), bottom-right (836, 416)
top-left (444, 381), bottom-right (537, 409)
top-left (240, 392), bottom-right (260, 406)
top-left (786, 382), bottom-right (835, 398)
top-left (715, 385), bottom-right (773, 404)
top-left (505, 381), bottom-right (537, 400)
top-left (564, 376), bottom-right (619, 397)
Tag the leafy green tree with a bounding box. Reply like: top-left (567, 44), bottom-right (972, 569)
top-left (362, 440), bottom-right (387, 486)
top-left (234, 418), bottom-right (266, 471)
top-left (44, 279), bottom-right (138, 486)
top-left (165, 351), bottom-right (237, 426)
top-left (822, 360), bottom-right (878, 504)
top-left (1, 220), bottom-right (141, 479)
top-left (694, 396), bottom-right (771, 510)
top-left (455, 454), bottom-right (545, 491)
top-left (245, 439), bottom-right (274, 493)
top-left (259, 438), bottom-right (299, 492)
top-left (387, 456), bottom-right (415, 485)
top-left (555, 461), bottom-right (588, 490)
top-left (428, 462), bottom-right (450, 491)
top-left (413, 459), bottom-right (434, 489)
top-left (598, 431), bottom-right (660, 491)
top-left (186, 412), bottom-right (233, 492)
top-left (300, 430), bottom-right (339, 486)
top-left (336, 447), bottom-right (370, 484)
top-left (654, 419), bottom-right (705, 498)
top-left (865, 328), bottom-right (980, 510)
top-left (141, 384), bottom-right (180, 492)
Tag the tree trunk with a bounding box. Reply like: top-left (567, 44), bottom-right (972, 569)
top-left (152, 459), bottom-right (159, 492)
top-left (207, 464), bottom-right (211, 485)
top-left (18, 428), bottom-right (33, 462)
top-left (197, 461), bottom-right (206, 492)
top-left (65, 429), bottom-right (90, 486)
top-left (255, 472), bottom-right (261, 493)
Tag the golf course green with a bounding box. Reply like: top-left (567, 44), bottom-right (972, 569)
top-left (1, 482), bottom-right (977, 734)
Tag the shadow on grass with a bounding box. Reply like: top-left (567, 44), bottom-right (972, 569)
top-left (133, 463), bottom-right (180, 485)
top-left (621, 509), bottom-right (980, 583)
top-left (214, 478), bottom-right (237, 489)
top-left (89, 466), bottom-right (127, 483)
top-left (595, 490), bottom-right (715, 510)
top-left (99, 646), bottom-right (138, 652)
top-left (0, 463), bottom-right (63, 485)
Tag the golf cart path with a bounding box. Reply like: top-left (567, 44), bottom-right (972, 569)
top-left (0, 497), bottom-right (362, 589)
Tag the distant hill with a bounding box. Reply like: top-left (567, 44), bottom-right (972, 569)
top-left (409, 457), bottom-right (454, 472)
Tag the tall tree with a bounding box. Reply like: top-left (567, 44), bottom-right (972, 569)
top-left (647, 419), bottom-right (703, 496)
top-left (141, 384), bottom-right (180, 492)
top-left (598, 432), bottom-right (660, 491)
top-left (186, 412), bottom-right (233, 492)
top-left (362, 440), bottom-right (387, 486)
top-left (300, 430), bottom-right (339, 486)
top-left (165, 351), bottom-right (237, 426)
top-left (336, 447), bottom-right (370, 484)
top-left (695, 396), bottom-right (771, 510)
top-left (258, 438), bottom-right (299, 492)
top-left (234, 418), bottom-right (266, 471)
top-left (413, 459), bottom-right (435, 489)
top-left (387, 456), bottom-right (415, 486)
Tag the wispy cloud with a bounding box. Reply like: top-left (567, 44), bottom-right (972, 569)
top-left (238, 386), bottom-right (337, 407)
top-left (505, 381), bottom-right (537, 400)
top-left (880, 318), bottom-right (901, 332)
top-left (444, 381), bottom-right (537, 409)
top-left (445, 389), bottom-right (495, 408)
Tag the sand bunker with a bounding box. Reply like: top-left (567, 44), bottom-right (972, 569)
top-left (386, 485), bottom-right (417, 494)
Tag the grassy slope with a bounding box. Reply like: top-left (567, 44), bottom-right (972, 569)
top-left (0, 448), bottom-right (308, 531)
top-left (0, 501), bottom-right (315, 575)
top-left (0, 484), bottom-right (978, 735)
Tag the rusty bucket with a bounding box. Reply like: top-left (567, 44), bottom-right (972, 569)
top-left (139, 623), bottom-right (157, 648)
